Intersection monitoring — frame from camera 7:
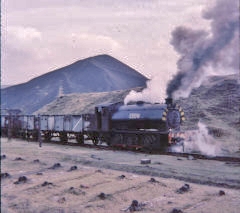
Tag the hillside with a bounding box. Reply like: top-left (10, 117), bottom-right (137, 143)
top-left (178, 75), bottom-right (239, 128)
top-left (1, 55), bottom-right (148, 114)
top-left (35, 88), bottom-right (143, 115)
top-left (176, 74), bottom-right (240, 152)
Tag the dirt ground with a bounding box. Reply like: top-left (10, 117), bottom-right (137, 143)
top-left (1, 138), bottom-right (240, 213)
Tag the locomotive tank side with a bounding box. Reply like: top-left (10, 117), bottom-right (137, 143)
top-left (111, 102), bottom-right (168, 132)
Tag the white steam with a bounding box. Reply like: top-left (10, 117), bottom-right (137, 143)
top-left (182, 122), bottom-right (222, 156)
top-left (124, 79), bottom-right (166, 104)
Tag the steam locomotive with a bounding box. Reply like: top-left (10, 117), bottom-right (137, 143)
top-left (1, 98), bottom-right (185, 151)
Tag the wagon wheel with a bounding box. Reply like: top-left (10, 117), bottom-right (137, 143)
top-left (106, 139), bottom-right (111, 146)
top-left (105, 135), bottom-right (112, 146)
top-left (125, 134), bottom-right (139, 148)
top-left (44, 132), bottom-right (52, 142)
top-left (92, 136), bottom-right (99, 145)
top-left (142, 134), bottom-right (156, 152)
top-left (60, 132), bottom-right (68, 143)
top-left (111, 133), bottom-right (124, 146)
top-left (20, 130), bottom-right (27, 140)
top-left (76, 134), bottom-right (84, 144)
top-left (32, 131), bottom-right (39, 141)
top-left (101, 134), bottom-right (111, 146)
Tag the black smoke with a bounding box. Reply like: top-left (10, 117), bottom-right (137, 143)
top-left (167, 0), bottom-right (239, 98)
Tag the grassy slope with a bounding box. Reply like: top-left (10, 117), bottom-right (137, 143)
top-left (177, 74), bottom-right (240, 151)
top-left (35, 88), bottom-right (143, 115)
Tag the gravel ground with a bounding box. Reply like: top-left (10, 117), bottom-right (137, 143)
top-left (1, 138), bottom-right (240, 213)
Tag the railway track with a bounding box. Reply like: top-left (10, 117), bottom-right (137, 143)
top-left (39, 139), bottom-right (240, 164)
top-left (165, 152), bottom-right (240, 163)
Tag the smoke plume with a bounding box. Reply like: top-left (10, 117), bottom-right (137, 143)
top-left (124, 0), bottom-right (239, 104)
top-left (167, 0), bottom-right (239, 99)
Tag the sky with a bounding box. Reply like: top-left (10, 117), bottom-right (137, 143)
top-left (2, 0), bottom-right (213, 86)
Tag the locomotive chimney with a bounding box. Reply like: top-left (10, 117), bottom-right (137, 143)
top-left (165, 98), bottom-right (173, 105)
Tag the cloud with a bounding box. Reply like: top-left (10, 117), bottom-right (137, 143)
top-left (8, 26), bottom-right (42, 40)
top-left (1, 26), bottom-right (45, 83)
top-left (76, 33), bottom-right (121, 51)
top-left (2, 25), bottom-right (122, 84)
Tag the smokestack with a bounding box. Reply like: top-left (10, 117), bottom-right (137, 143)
top-left (165, 98), bottom-right (173, 105)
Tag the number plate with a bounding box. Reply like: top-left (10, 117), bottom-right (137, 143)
top-left (129, 113), bottom-right (141, 119)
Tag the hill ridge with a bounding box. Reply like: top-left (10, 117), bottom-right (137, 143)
top-left (1, 55), bottom-right (148, 113)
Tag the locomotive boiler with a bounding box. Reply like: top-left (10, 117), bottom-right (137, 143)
top-left (91, 98), bottom-right (185, 151)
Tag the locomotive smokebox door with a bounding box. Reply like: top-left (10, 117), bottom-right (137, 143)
top-left (167, 110), bottom-right (181, 130)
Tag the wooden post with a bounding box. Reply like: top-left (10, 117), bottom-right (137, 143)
top-left (38, 116), bottom-right (42, 147)
top-left (7, 115), bottom-right (12, 141)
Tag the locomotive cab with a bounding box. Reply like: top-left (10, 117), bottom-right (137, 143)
top-left (95, 102), bottom-right (124, 132)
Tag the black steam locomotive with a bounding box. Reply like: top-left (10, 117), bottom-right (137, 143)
top-left (1, 98), bottom-right (185, 151)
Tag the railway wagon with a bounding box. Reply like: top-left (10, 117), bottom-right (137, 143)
top-left (1, 114), bottom-right (38, 139)
top-left (39, 114), bottom-right (90, 143)
top-left (18, 115), bottom-right (38, 140)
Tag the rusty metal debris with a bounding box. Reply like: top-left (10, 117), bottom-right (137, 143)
top-left (48, 163), bottom-right (61, 169)
top-left (1, 172), bottom-right (11, 179)
top-left (122, 200), bottom-right (146, 212)
top-left (14, 176), bottom-right (28, 184)
top-left (36, 172), bottom-right (43, 175)
top-left (97, 192), bottom-right (112, 200)
top-left (176, 184), bottom-right (190, 194)
top-left (68, 187), bottom-right (86, 196)
top-left (118, 175), bottom-right (126, 179)
top-left (14, 157), bottom-right (24, 161)
top-left (219, 190), bottom-right (225, 196)
top-left (68, 165), bottom-right (77, 171)
top-left (80, 184), bottom-right (89, 189)
top-left (41, 181), bottom-right (53, 187)
top-left (148, 177), bottom-right (159, 183)
top-left (170, 208), bottom-right (183, 213)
